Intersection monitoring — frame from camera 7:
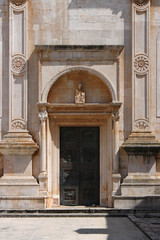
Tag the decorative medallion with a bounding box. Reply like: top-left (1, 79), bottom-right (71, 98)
top-left (11, 0), bottom-right (26, 8)
top-left (11, 54), bottom-right (26, 75)
top-left (135, 120), bottom-right (149, 130)
top-left (133, 0), bottom-right (149, 7)
top-left (11, 120), bottom-right (25, 130)
top-left (134, 54), bottom-right (149, 74)
top-left (75, 82), bottom-right (85, 104)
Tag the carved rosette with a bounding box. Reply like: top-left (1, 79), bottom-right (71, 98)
top-left (11, 54), bottom-right (26, 75)
top-left (39, 111), bottom-right (48, 124)
top-left (11, 119), bottom-right (25, 130)
top-left (133, 0), bottom-right (149, 7)
top-left (11, 0), bottom-right (26, 9)
top-left (134, 54), bottom-right (149, 74)
top-left (135, 120), bottom-right (149, 130)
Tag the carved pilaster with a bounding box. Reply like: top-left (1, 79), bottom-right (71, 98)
top-left (132, 0), bottom-right (150, 131)
top-left (9, 0), bottom-right (28, 132)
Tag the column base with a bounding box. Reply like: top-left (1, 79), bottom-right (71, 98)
top-left (0, 176), bottom-right (39, 196)
top-left (116, 132), bottom-right (160, 209)
top-left (121, 175), bottom-right (160, 196)
top-left (0, 131), bottom-right (40, 209)
top-left (112, 173), bottom-right (121, 196)
top-left (39, 172), bottom-right (48, 196)
top-left (0, 196), bottom-right (46, 210)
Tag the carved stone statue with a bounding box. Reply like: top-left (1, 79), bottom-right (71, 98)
top-left (75, 82), bottom-right (85, 104)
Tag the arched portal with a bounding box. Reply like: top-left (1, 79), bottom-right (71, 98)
top-left (38, 68), bottom-right (121, 208)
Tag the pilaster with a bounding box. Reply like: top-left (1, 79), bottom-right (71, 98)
top-left (120, 0), bottom-right (160, 202)
top-left (0, 1), bottom-right (40, 204)
top-left (132, 0), bottom-right (150, 131)
top-left (9, 0), bottom-right (28, 131)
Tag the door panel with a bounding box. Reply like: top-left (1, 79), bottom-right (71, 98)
top-left (60, 127), bottom-right (99, 206)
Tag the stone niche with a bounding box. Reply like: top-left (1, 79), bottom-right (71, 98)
top-left (47, 70), bottom-right (112, 104)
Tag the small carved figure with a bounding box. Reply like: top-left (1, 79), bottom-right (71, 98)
top-left (75, 82), bottom-right (85, 104)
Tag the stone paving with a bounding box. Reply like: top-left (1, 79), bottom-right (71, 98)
top-left (0, 217), bottom-right (149, 240)
top-left (129, 214), bottom-right (160, 240)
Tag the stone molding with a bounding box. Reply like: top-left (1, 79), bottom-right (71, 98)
top-left (0, 132), bottom-right (39, 156)
top-left (122, 132), bottom-right (160, 155)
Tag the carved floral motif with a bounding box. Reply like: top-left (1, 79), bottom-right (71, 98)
top-left (11, 55), bottom-right (26, 74)
top-left (11, 120), bottom-right (25, 130)
top-left (39, 111), bottom-right (48, 123)
top-left (11, 0), bottom-right (26, 7)
top-left (134, 54), bottom-right (149, 74)
top-left (133, 0), bottom-right (149, 7)
top-left (135, 120), bottom-right (149, 130)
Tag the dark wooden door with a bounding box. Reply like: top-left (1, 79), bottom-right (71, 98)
top-left (60, 127), bottom-right (99, 206)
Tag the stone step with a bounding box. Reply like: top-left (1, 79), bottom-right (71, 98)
top-left (0, 208), bottom-right (159, 217)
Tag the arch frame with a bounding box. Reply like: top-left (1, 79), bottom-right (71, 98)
top-left (41, 66), bottom-right (117, 102)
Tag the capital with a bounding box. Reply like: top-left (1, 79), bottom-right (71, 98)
top-left (112, 112), bottom-right (120, 122)
top-left (39, 110), bottom-right (48, 124)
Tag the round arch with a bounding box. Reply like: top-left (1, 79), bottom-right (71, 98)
top-left (42, 66), bottom-right (117, 102)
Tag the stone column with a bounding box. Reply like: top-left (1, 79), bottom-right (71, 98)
top-left (38, 103), bottom-right (49, 196)
top-left (112, 112), bottom-right (121, 196)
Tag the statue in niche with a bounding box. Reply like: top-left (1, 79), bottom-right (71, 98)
top-left (75, 82), bottom-right (85, 104)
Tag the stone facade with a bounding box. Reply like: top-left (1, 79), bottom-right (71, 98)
top-left (0, 0), bottom-right (160, 209)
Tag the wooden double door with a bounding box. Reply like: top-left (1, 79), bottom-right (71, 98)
top-left (60, 127), bottom-right (99, 206)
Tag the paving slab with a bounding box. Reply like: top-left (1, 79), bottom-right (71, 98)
top-left (0, 217), bottom-right (149, 240)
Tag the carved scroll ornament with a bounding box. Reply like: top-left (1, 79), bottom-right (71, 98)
top-left (134, 54), bottom-right (149, 74)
